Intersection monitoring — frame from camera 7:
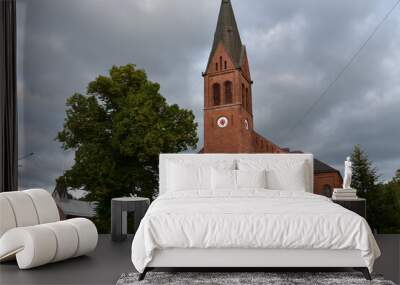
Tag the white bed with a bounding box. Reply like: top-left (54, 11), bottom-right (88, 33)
top-left (131, 154), bottom-right (380, 280)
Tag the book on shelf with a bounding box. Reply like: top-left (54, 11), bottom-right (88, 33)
top-left (332, 192), bottom-right (357, 197)
top-left (333, 188), bottom-right (357, 193)
top-left (332, 193), bottom-right (359, 200)
top-left (332, 196), bottom-right (360, 201)
top-left (332, 188), bottom-right (358, 200)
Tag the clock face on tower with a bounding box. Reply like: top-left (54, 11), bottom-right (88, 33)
top-left (217, 116), bottom-right (229, 128)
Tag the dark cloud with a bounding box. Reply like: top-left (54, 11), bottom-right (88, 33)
top-left (17, 0), bottom-right (400, 190)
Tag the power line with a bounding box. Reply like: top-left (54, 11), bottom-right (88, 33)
top-left (18, 152), bottom-right (35, 161)
top-left (278, 0), bottom-right (400, 141)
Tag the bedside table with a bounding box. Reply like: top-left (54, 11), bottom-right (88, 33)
top-left (111, 197), bottom-right (150, 242)
top-left (332, 198), bottom-right (366, 219)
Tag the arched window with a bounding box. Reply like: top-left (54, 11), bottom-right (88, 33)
top-left (213, 83), bottom-right (221, 106)
top-left (245, 88), bottom-right (249, 112)
top-left (220, 57), bottom-right (223, 71)
top-left (224, 81), bottom-right (233, 104)
top-left (322, 184), bottom-right (333, 198)
top-left (242, 84), bottom-right (246, 110)
top-left (224, 61), bottom-right (227, 70)
top-left (215, 62), bottom-right (218, 71)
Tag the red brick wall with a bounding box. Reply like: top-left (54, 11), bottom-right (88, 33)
top-left (204, 106), bottom-right (255, 153)
top-left (253, 132), bottom-right (287, 154)
top-left (314, 172), bottom-right (343, 196)
top-left (204, 43), bottom-right (254, 153)
top-left (203, 42), bottom-right (341, 195)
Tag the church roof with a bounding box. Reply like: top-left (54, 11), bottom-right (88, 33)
top-left (314, 158), bottom-right (341, 176)
top-left (291, 151), bottom-right (341, 176)
top-left (207, 0), bottom-right (245, 70)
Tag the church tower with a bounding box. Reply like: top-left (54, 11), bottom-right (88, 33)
top-left (203, 0), bottom-right (254, 153)
top-left (201, 0), bottom-right (342, 195)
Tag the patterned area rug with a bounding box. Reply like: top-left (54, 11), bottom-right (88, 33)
top-left (116, 272), bottom-right (396, 285)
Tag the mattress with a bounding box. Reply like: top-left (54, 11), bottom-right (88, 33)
top-left (131, 190), bottom-right (380, 273)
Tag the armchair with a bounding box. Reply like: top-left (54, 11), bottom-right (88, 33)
top-left (0, 189), bottom-right (98, 269)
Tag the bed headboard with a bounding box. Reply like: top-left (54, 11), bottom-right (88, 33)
top-left (159, 153), bottom-right (314, 195)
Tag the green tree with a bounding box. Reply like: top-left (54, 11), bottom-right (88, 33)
top-left (56, 64), bottom-right (198, 232)
top-left (376, 180), bottom-right (400, 234)
top-left (351, 145), bottom-right (400, 233)
top-left (351, 144), bottom-right (379, 195)
top-left (393, 169), bottom-right (400, 183)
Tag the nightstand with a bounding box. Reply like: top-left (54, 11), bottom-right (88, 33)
top-left (332, 198), bottom-right (366, 219)
top-left (111, 197), bottom-right (150, 242)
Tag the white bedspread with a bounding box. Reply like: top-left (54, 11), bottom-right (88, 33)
top-left (131, 190), bottom-right (380, 273)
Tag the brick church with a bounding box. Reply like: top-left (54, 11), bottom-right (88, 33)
top-left (201, 0), bottom-right (342, 196)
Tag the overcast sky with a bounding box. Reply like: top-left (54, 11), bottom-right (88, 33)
top-left (17, 0), bottom-right (400, 191)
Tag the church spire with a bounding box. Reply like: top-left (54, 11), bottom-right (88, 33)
top-left (207, 0), bottom-right (244, 70)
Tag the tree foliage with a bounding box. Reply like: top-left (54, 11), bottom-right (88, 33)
top-left (393, 169), bottom-right (400, 184)
top-left (56, 64), bottom-right (198, 232)
top-left (351, 144), bottom-right (379, 195)
top-left (351, 144), bottom-right (400, 233)
top-left (375, 179), bottom-right (400, 234)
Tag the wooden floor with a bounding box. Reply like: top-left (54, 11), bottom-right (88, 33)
top-left (0, 235), bottom-right (398, 285)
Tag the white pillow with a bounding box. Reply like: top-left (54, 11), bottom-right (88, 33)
top-left (238, 159), bottom-right (307, 191)
top-left (236, 169), bottom-right (267, 189)
top-left (165, 158), bottom-right (236, 193)
top-left (267, 162), bottom-right (306, 191)
top-left (211, 168), bottom-right (236, 190)
top-left (168, 162), bottom-right (211, 191)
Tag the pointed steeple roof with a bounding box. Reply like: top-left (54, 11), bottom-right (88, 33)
top-left (207, 0), bottom-right (245, 70)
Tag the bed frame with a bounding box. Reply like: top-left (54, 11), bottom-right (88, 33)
top-left (138, 154), bottom-right (372, 281)
top-left (139, 248), bottom-right (371, 280)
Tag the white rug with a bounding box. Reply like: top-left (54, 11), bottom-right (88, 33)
top-left (116, 272), bottom-right (395, 285)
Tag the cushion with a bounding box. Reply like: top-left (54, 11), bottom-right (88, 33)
top-left (236, 169), bottom-right (267, 189)
top-left (0, 196), bottom-right (17, 238)
top-left (211, 168), bottom-right (236, 190)
top-left (0, 192), bottom-right (39, 227)
top-left (66, 218), bottom-right (98, 257)
top-left (0, 189), bottom-right (60, 238)
top-left (165, 158), bottom-right (236, 192)
top-left (238, 159), bottom-right (307, 191)
top-left (0, 218), bottom-right (98, 269)
top-left (42, 221), bottom-right (79, 262)
top-left (167, 162), bottom-right (211, 191)
top-left (24, 189), bottom-right (60, 224)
